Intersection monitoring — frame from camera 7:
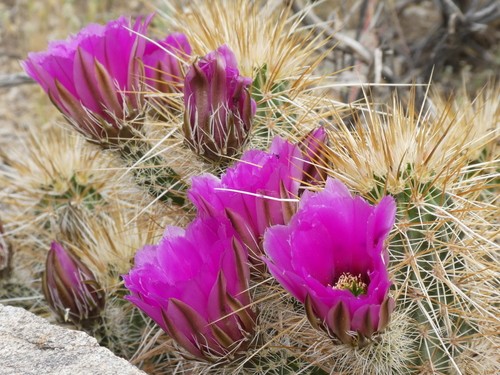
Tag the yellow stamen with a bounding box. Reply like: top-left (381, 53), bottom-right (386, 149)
top-left (332, 273), bottom-right (367, 297)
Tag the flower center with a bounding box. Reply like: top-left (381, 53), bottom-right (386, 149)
top-left (332, 273), bottom-right (367, 296)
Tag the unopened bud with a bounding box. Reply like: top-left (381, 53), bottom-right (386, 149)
top-left (183, 45), bottom-right (256, 162)
top-left (42, 241), bottom-right (105, 327)
top-left (299, 126), bottom-right (329, 190)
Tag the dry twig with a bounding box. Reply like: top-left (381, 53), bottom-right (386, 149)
top-left (0, 73), bottom-right (34, 88)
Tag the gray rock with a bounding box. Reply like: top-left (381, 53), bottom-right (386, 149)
top-left (0, 304), bottom-right (146, 375)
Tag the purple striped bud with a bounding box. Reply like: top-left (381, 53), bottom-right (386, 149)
top-left (298, 126), bottom-right (329, 191)
top-left (183, 45), bottom-right (256, 162)
top-left (42, 242), bottom-right (105, 327)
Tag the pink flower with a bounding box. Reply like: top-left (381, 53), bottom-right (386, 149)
top-left (143, 32), bottom-right (191, 93)
top-left (123, 217), bottom-right (255, 360)
top-left (22, 15), bottom-right (174, 144)
top-left (263, 178), bottom-right (396, 345)
top-left (189, 136), bottom-right (304, 262)
top-left (43, 242), bottom-right (105, 327)
top-left (183, 45), bottom-right (256, 161)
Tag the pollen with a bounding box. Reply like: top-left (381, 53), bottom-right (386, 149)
top-left (332, 273), bottom-right (367, 297)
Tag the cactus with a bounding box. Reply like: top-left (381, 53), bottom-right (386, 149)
top-left (2, 1), bottom-right (498, 374)
top-left (323, 89), bottom-right (499, 374)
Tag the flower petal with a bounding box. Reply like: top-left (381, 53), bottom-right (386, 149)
top-left (262, 177), bottom-right (396, 341)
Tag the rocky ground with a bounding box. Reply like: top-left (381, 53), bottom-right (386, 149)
top-left (0, 304), bottom-right (145, 374)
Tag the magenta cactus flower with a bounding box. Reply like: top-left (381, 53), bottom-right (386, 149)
top-left (123, 217), bottom-right (255, 360)
top-left (263, 178), bottom-right (396, 346)
top-left (143, 32), bottom-right (192, 93)
top-left (183, 44), bottom-right (256, 161)
top-left (42, 241), bottom-right (105, 327)
top-left (22, 15), bottom-right (154, 144)
top-left (189, 136), bottom-right (304, 262)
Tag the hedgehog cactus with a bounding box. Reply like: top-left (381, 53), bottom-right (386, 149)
top-left (324, 92), bottom-right (499, 374)
top-left (2, 1), bottom-right (498, 375)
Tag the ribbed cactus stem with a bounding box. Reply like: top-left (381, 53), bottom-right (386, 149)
top-left (393, 182), bottom-right (475, 373)
top-left (120, 139), bottom-right (187, 206)
top-left (251, 64), bottom-right (291, 140)
top-left (242, 350), bottom-right (329, 374)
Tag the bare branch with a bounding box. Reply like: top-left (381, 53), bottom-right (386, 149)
top-left (0, 73), bottom-right (34, 88)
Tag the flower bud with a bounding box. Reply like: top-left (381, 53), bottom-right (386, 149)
top-left (183, 45), bottom-right (256, 162)
top-left (298, 126), bottom-right (329, 191)
top-left (42, 241), bottom-right (105, 327)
